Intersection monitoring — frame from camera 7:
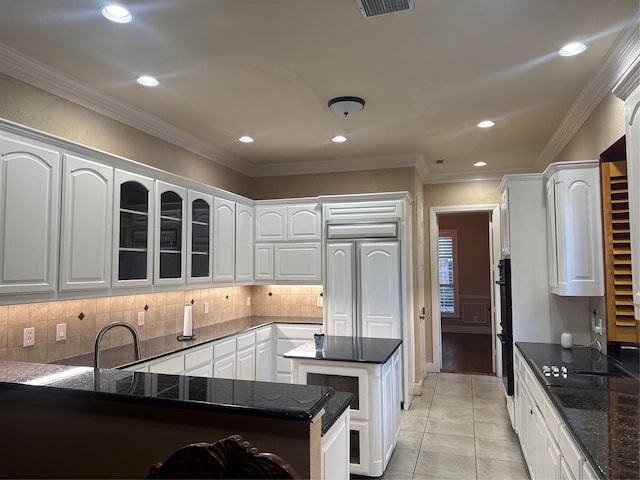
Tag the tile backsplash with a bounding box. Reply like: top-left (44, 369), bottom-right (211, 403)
top-left (0, 285), bottom-right (323, 364)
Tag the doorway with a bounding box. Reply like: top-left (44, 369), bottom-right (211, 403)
top-left (428, 204), bottom-right (501, 376)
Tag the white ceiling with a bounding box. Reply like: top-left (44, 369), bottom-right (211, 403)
top-left (0, 0), bottom-right (638, 183)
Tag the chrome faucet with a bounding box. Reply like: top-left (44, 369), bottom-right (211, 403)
top-left (94, 321), bottom-right (141, 369)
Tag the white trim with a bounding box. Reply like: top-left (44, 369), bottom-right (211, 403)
top-left (429, 204), bottom-right (500, 375)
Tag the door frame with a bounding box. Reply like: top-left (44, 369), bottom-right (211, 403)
top-left (428, 204), bottom-right (501, 374)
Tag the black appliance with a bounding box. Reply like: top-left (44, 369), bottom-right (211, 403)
top-left (496, 258), bottom-right (514, 395)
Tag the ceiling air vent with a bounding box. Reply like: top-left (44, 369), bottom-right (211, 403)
top-left (356, 0), bottom-right (414, 18)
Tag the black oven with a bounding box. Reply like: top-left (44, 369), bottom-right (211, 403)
top-left (496, 258), bottom-right (514, 396)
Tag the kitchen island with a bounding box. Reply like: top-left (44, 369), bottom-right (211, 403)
top-left (285, 335), bottom-right (402, 477)
top-left (0, 321), bottom-right (352, 479)
top-left (515, 342), bottom-right (639, 480)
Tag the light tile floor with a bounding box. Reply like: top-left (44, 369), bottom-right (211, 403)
top-left (381, 372), bottom-right (530, 480)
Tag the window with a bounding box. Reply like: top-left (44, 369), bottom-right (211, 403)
top-left (438, 230), bottom-right (458, 316)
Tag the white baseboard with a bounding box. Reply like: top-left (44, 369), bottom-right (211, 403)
top-left (426, 362), bottom-right (440, 373)
top-left (411, 381), bottom-right (423, 396)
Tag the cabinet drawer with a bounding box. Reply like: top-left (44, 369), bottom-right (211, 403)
top-left (149, 354), bottom-right (184, 374)
top-left (255, 326), bottom-right (272, 343)
top-left (277, 324), bottom-right (322, 340)
top-left (236, 331), bottom-right (255, 350)
top-left (184, 345), bottom-right (213, 370)
top-left (559, 423), bottom-right (583, 479)
top-left (323, 200), bottom-right (403, 222)
top-left (214, 337), bottom-right (236, 359)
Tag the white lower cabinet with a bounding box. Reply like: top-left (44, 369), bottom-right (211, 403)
top-left (514, 348), bottom-right (595, 480)
top-left (276, 324), bottom-right (323, 383)
top-left (235, 331), bottom-right (256, 380)
top-left (255, 325), bottom-right (274, 382)
top-left (148, 353), bottom-right (185, 374)
top-left (321, 408), bottom-right (350, 480)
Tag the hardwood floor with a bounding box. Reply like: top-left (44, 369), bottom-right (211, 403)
top-left (441, 332), bottom-right (493, 375)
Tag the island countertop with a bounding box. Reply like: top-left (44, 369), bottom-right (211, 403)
top-left (283, 335), bottom-right (402, 364)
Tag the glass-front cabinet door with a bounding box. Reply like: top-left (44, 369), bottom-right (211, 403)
top-left (187, 190), bottom-right (213, 283)
top-left (154, 181), bottom-right (187, 285)
top-left (113, 169), bottom-right (154, 288)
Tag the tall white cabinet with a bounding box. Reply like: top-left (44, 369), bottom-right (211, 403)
top-left (614, 56), bottom-right (640, 320)
top-left (212, 197), bottom-right (235, 283)
top-left (0, 133), bottom-right (60, 294)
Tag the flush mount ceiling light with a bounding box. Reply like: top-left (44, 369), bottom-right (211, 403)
top-left (238, 136), bottom-right (254, 143)
top-left (474, 161), bottom-right (487, 167)
top-left (100, 4), bottom-right (132, 23)
top-left (328, 96), bottom-right (365, 117)
top-left (137, 75), bottom-right (159, 87)
top-left (477, 120), bottom-right (495, 128)
top-left (559, 42), bottom-right (587, 57)
top-left (331, 135), bottom-right (347, 143)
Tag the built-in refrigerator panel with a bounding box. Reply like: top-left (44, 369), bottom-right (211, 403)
top-left (326, 242), bottom-right (355, 336)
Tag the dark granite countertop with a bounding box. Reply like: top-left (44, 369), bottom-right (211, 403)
top-left (0, 359), bottom-right (334, 422)
top-left (321, 391), bottom-right (354, 435)
top-left (54, 316), bottom-right (321, 369)
top-left (516, 342), bottom-right (639, 480)
top-left (283, 335), bottom-right (402, 364)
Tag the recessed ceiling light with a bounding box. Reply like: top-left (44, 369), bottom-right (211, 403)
top-left (136, 75), bottom-right (159, 87)
top-left (477, 120), bottom-right (495, 128)
top-left (559, 42), bottom-right (587, 57)
top-left (474, 161), bottom-right (487, 167)
top-left (332, 135), bottom-right (347, 143)
top-left (238, 136), bottom-right (254, 143)
top-left (100, 4), bottom-right (132, 23)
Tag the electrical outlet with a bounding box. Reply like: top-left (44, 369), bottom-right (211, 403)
top-left (137, 311), bottom-right (145, 326)
top-left (316, 295), bottom-right (323, 307)
top-left (246, 296), bottom-right (251, 307)
top-left (56, 323), bottom-right (66, 341)
top-left (203, 302), bottom-right (209, 314)
top-left (594, 318), bottom-right (603, 335)
top-left (23, 327), bottom-right (35, 347)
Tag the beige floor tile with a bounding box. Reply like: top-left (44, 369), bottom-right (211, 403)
top-left (384, 447), bottom-right (419, 476)
top-left (411, 474), bottom-right (457, 480)
top-left (474, 421), bottom-right (518, 442)
top-left (432, 393), bottom-right (473, 408)
top-left (421, 432), bottom-right (475, 457)
top-left (403, 402), bottom-right (431, 417)
top-left (475, 438), bottom-right (525, 464)
top-left (401, 414), bottom-right (428, 433)
top-left (473, 388), bottom-right (506, 402)
top-left (476, 457), bottom-right (530, 480)
top-left (472, 395), bottom-right (507, 410)
top-left (396, 430), bottom-right (424, 451)
top-left (472, 374), bottom-right (502, 384)
top-left (414, 451), bottom-right (477, 479)
top-left (437, 372), bottom-right (472, 384)
top-left (425, 417), bottom-right (475, 437)
top-left (474, 406), bottom-right (510, 425)
top-left (428, 404), bottom-right (474, 422)
top-left (436, 383), bottom-right (473, 396)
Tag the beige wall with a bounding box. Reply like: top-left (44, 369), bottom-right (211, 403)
top-left (250, 167), bottom-right (416, 199)
top-left (554, 92), bottom-right (626, 162)
top-left (0, 73), bottom-right (252, 196)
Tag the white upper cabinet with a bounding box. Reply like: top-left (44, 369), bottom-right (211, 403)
top-left (255, 244), bottom-right (274, 281)
top-left (187, 190), bottom-right (213, 284)
top-left (614, 62), bottom-right (640, 319)
top-left (275, 243), bottom-right (322, 282)
top-left (287, 204), bottom-right (321, 240)
top-left (326, 243), bottom-right (355, 336)
top-left (60, 155), bottom-right (113, 291)
top-left (0, 134), bottom-right (60, 294)
top-left (255, 206), bottom-right (287, 241)
top-left (544, 161), bottom-right (604, 296)
top-left (154, 181), bottom-right (187, 286)
top-left (213, 197), bottom-right (235, 282)
top-left (500, 187), bottom-right (511, 257)
top-left (113, 169), bottom-right (154, 288)
top-left (235, 204), bottom-right (254, 282)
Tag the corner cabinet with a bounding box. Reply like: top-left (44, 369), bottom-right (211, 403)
top-left (543, 161), bottom-right (604, 297)
top-left (0, 134), bottom-right (61, 294)
top-left (60, 155), bottom-right (113, 291)
top-left (614, 59), bottom-right (640, 321)
top-left (113, 169), bottom-right (154, 288)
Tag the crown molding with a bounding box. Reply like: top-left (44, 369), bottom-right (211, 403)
top-left (421, 167), bottom-right (530, 185)
top-left (534, 13), bottom-right (640, 171)
top-left (613, 52), bottom-right (640, 100)
top-left (0, 43), bottom-right (254, 176)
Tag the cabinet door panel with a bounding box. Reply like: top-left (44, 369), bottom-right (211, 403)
top-left (61, 155), bottom-right (113, 291)
top-left (213, 197), bottom-right (235, 282)
top-left (255, 244), bottom-right (274, 280)
top-left (235, 204), bottom-right (254, 282)
top-left (154, 181), bottom-right (187, 285)
top-left (187, 190), bottom-right (213, 283)
top-left (113, 170), bottom-right (154, 288)
top-left (236, 347), bottom-right (255, 380)
top-left (274, 243), bottom-right (321, 281)
top-left (326, 243), bottom-right (355, 336)
top-left (288, 204), bottom-right (321, 240)
top-left (255, 206), bottom-right (286, 241)
top-left (359, 242), bottom-right (401, 339)
top-left (0, 135), bottom-right (60, 294)
top-left (255, 340), bottom-right (273, 381)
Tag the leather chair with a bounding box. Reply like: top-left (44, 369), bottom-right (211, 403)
top-left (146, 434), bottom-right (300, 479)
